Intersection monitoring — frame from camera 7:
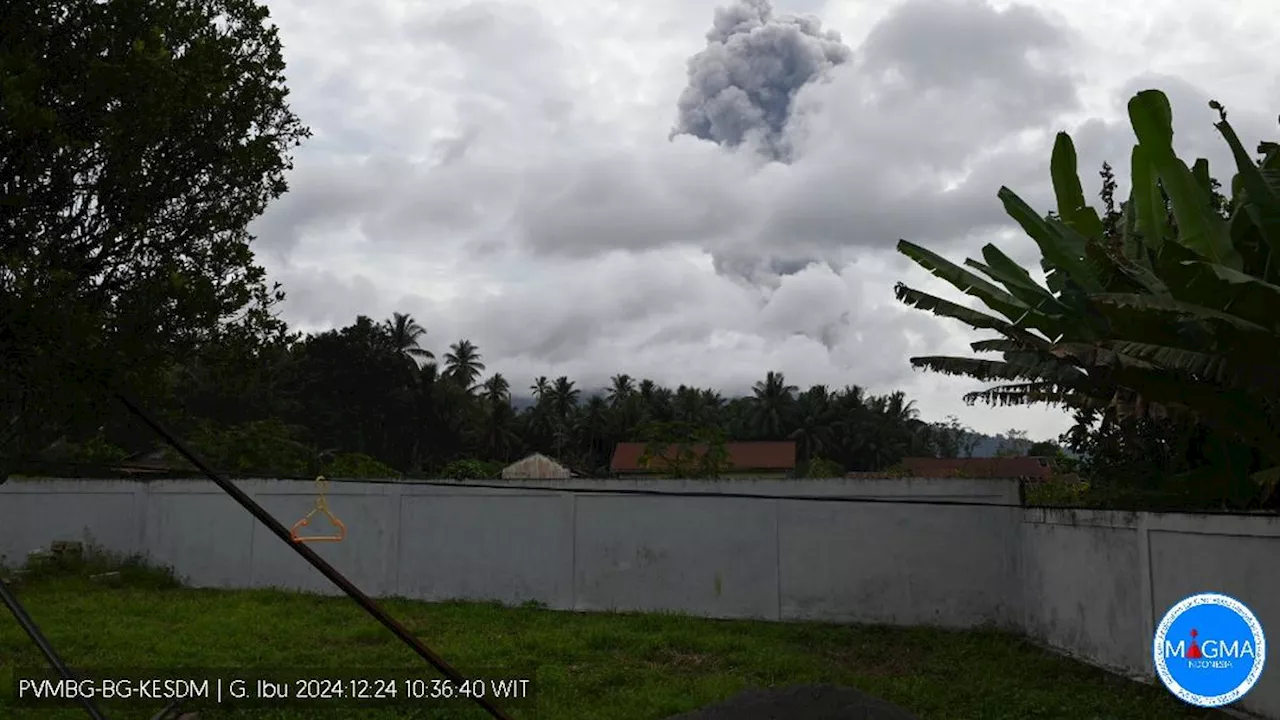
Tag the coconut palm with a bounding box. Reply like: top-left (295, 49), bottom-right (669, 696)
top-left (443, 339), bottom-right (485, 391)
top-left (750, 371), bottom-right (797, 439)
top-left (384, 313), bottom-right (433, 365)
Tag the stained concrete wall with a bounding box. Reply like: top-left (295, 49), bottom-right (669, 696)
top-left (3, 478), bottom-right (1278, 717)
top-left (1020, 507), bottom-right (1280, 718)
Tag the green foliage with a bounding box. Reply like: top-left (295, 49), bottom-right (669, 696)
top-left (1025, 440), bottom-right (1061, 457)
top-left (1, 0), bottom-right (309, 461)
top-left (1024, 477), bottom-right (1092, 506)
top-left (896, 87), bottom-right (1280, 507)
top-left (184, 419), bottom-right (315, 477)
top-left (321, 453), bottom-right (401, 479)
top-left (995, 429), bottom-right (1032, 457)
top-left (440, 459), bottom-right (497, 480)
top-left (0, 586), bottom-right (1218, 720)
top-left (11, 541), bottom-right (181, 590)
top-left (803, 457), bottom-right (845, 478)
top-left (922, 415), bottom-right (982, 459)
top-left (636, 422), bottom-right (733, 478)
top-left (36, 432), bottom-right (129, 467)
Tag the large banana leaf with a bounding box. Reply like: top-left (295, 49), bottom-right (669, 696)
top-left (970, 339), bottom-right (1032, 353)
top-left (964, 382), bottom-right (1101, 408)
top-left (897, 88), bottom-right (1280, 488)
top-left (892, 282), bottom-right (1051, 348)
top-left (1051, 133), bottom-right (1105, 240)
top-left (998, 187), bottom-right (1105, 293)
top-left (1161, 259), bottom-right (1280, 329)
top-left (1129, 144), bottom-right (1169, 252)
top-left (1089, 293), bottom-right (1280, 353)
top-left (896, 240), bottom-right (1041, 327)
top-left (1104, 340), bottom-right (1280, 392)
top-left (1214, 109), bottom-right (1280, 269)
top-left (908, 355), bottom-right (1086, 384)
top-left (1128, 90), bottom-right (1243, 268)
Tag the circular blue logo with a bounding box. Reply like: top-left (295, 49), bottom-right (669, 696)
top-left (1153, 593), bottom-right (1266, 707)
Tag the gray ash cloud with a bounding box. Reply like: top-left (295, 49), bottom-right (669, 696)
top-left (671, 0), bottom-right (852, 162)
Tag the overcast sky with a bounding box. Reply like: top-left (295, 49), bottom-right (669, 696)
top-left (248, 0), bottom-right (1280, 441)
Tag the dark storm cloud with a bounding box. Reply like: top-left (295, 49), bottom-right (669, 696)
top-left (671, 0), bottom-right (852, 162)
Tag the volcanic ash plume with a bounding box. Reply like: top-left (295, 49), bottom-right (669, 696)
top-left (671, 0), bottom-right (852, 162)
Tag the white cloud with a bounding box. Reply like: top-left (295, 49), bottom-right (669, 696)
top-left (248, 0), bottom-right (1280, 439)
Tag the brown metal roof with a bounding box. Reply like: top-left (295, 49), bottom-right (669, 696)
top-left (893, 456), bottom-right (1054, 479)
top-left (610, 441), bottom-right (796, 473)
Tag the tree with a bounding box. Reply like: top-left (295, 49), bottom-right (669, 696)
top-left (479, 373), bottom-right (517, 461)
top-left (1, 0), bottom-right (309, 460)
top-left (607, 374), bottom-right (635, 407)
top-left (996, 429), bottom-right (1031, 457)
top-left (1026, 440), bottom-right (1061, 457)
top-left (895, 88), bottom-right (1280, 505)
top-left (636, 422), bottom-right (733, 479)
top-left (384, 313), bottom-right (434, 365)
top-left (92, 300), bottom-right (970, 481)
top-left (443, 340), bottom-right (485, 391)
top-left (790, 385), bottom-right (836, 464)
top-left (750, 371), bottom-right (797, 439)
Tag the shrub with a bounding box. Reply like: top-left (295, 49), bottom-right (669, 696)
top-left (322, 452), bottom-right (401, 479)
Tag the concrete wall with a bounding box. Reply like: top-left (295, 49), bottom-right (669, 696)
top-left (2, 477), bottom-right (1277, 717)
top-left (1020, 507), bottom-right (1280, 717)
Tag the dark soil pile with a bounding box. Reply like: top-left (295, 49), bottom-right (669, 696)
top-left (663, 684), bottom-right (921, 720)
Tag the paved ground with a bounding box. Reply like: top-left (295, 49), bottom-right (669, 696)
top-left (663, 684), bottom-right (921, 720)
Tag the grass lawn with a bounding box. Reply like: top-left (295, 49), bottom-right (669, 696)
top-left (0, 570), bottom-right (1232, 720)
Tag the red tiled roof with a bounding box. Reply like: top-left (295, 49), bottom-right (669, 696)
top-left (894, 456), bottom-right (1054, 479)
top-left (610, 441), bottom-right (797, 473)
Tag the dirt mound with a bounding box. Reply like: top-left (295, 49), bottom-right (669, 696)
top-left (663, 684), bottom-right (921, 720)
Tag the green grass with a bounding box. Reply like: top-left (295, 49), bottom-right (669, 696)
top-left (0, 571), bottom-right (1233, 720)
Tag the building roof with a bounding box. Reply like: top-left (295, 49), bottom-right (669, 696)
top-left (501, 452), bottom-right (577, 479)
top-left (610, 441), bottom-right (796, 473)
top-left (111, 448), bottom-right (188, 476)
top-left (893, 456), bottom-right (1054, 479)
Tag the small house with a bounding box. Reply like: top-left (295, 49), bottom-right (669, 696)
top-left (501, 453), bottom-right (575, 480)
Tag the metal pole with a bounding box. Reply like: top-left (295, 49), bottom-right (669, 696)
top-left (113, 392), bottom-right (512, 720)
top-left (0, 576), bottom-right (110, 720)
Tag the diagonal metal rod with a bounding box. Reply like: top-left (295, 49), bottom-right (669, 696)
top-left (0, 576), bottom-right (110, 720)
top-left (114, 392), bottom-right (512, 720)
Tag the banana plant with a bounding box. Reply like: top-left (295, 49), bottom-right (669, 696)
top-left (895, 88), bottom-right (1280, 495)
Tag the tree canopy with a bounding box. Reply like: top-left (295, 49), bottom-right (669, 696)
top-left (1, 0), bottom-right (310, 460)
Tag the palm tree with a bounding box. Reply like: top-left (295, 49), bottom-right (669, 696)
top-left (530, 376), bottom-right (551, 403)
top-left (882, 390), bottom-right (919, 424)
top-left (481, 373), bottom-right (510, 405)
top-left (750, 371), bottom-right (797, 439)
top-left (384, 313), bottom-right (433, 365)
top-left (443, 340), bottom-right (485, 391)
top-left (480, 373), bottom-right (517, 461)
top-left (791, 385), bottom-right (835, 464)
top-left (607, 374), bottom-right (635, 407)
top-left (549, 376), bottom-right (580, 421)
top-left (674, 385), bottom-right (703, 425)
top-left (579, 395), bottom-right (610, 471)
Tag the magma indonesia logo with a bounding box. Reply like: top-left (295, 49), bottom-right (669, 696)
top-left (1154, 593), bottom-right (1266, 707)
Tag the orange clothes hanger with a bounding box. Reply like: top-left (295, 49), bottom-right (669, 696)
top-left (290, 476), bottom-right (346, 543)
